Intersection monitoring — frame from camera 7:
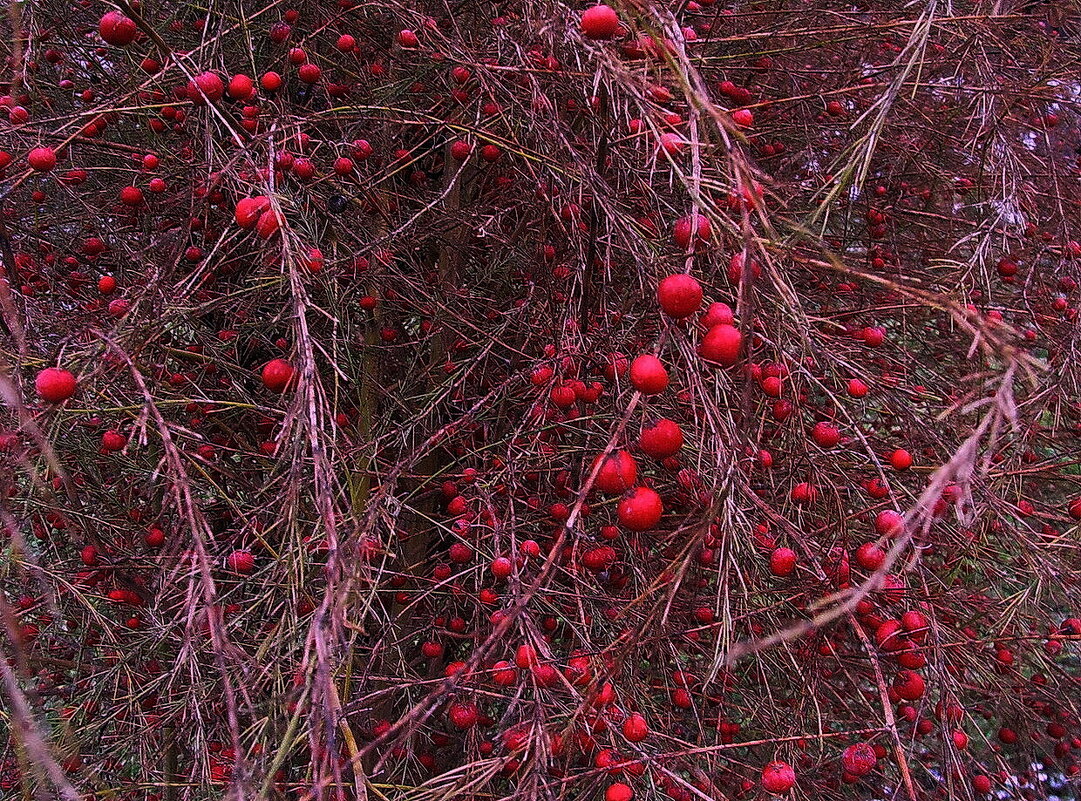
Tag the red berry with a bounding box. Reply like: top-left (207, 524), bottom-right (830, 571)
top-left (448, 700), bottom-right (478, 729)
top-left (657, 273), bottom-right (703, 318)
top-left (491, 661), bottom-right (518, 685)
top-left (700, 302), bottom-right (734, 327)
top-left (421, 641), bottom-right (443, 659)
top-left (874, 510), bottom-right (904, 537)
top-left (260, 72), bottom-right (283, 91)
top-left (582, 545), bottom-right (616, 571)
top-left (101, 430), bottom-right (128, 452)
top-left (639, 419), bottom-right (683, 459)
top-left (769, 547), bottom-right (797, 577)
top-left (893, 670), bottom-right (925, 700)
top-left (761, 760), bottom-right (796, 793)
top-left (490, 556), bottom-right (513, 578)
top-left (847, 378), bottom-right (869, 397)
top-left (791, 482), bottom-right (816, 504)
top-left (227, 74), bottom-right (255, 100)
top-left (855, 542), bottom-right (886, 571)
top-left (261, 359), bottom-right (295, 392)
top-left (35, 367), bottom-right (77, 402)
top-left (629, 355), bottom-right (668, 395)
top-left (811, 421), bottom-right (840, 448)
top-left (450, 140), bottom-right (473, 160)
top-left (672, 214), bottom-right (711, 250)
top-left (732, 108), bottom-right (754, 127)
top-left (889, 448), bottom-right (913, 470)
top-left (99, 11), bottom-right (137, 46)
top-left (593, 450), bottom-right (639, 494)
top-left (227, 550), bottom-right (255, 574)
top-left (581, 5), bottom-right (620, 40)
top-left (622, 713), bottom-right (648, 742)
top-left (189, 72), bottom-right (224, 104)
top-left (617, 487), bottom-right (663, 531)
top-left (699, 324), bottom-right (742, 366)
top-left (28, 147), bottom-right (57, 172)
top-left (861, 326), bottom-right (886, 346)
top-left (514, 643), bottom-right (538, 668)
top-left (841, 743), bottom-right (876, 777)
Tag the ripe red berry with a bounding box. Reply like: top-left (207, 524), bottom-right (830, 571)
top-left (699, 324), bottom-right (742, 366)
top-left (861, 326), bottom-right (886, 346)
top-left (514, 643), bottom-right (538, 668)
top-left (893, 670), bottom-right (925, 700)
top-left (236, 197), bottom-right (270, 228)
top-left (811, 421), bottom-right (840, 448)
top-left (657, 273), bottom-right (703, 318)
top-left (581, 5), bottom-right (620, 40)
top-left (605, 783), bottom-right (633, 801)
top-left (35, 367), bottom-right (77, 402)
top-left (617, 487), bottom-right (663, 531)
top-left (790, 482), bottom-right (816, 505)
top-left (732, 108), bottom-right (754, 127)
top-left (119, 186), bottom-right (143, 206)
top-left (658, 132), bottom-right (686, 157)
top-left (901, 609), bottom-right (929, 634)
top-left (421, 641), bottom-right (444, 659)
top-left (447, 700), bottom-right (478, 729)
top-left (227, 550), bottom-right (256, 574)
top-left (629, 355), bottom-right (668, 395)
top-left (261, 359), bottom-right (296, 392)
top-left (189, 72), bottom-right (224, 104)
top-left (227, 74), bottom-right (255, 100)
top-left (593, 450), bottom-right (639, 494)
top-left (769, 547), bottom-right (797, 577)
top-left (99, 11), bottom-right (137, 46)
top-left (260, 72), bottom-right (283, 91)
top-left (889, 448), bottom-right (913, 470)
top-left (841, 743), bottom-right (876, 777)
top-left (672, 214), bottom-right (711, 250)
top-left (81, 545), bottom-right (99, 566)
top-left (761, 760), bottom-right (796, 793)
top-left (491, 660), bottom-right (518, 685)
top-left (449, 542), bottom-right (473, 563)
top-left (28, 147), bottom-right (57, 172)
top-left (490, 556), bottom-right (513, 578)
top-left (847, 378), bottom-right (869, 397)
top-left (450, 140), bottom-right (473, 160)
top-left (855, 542), bottom-right (886, 571)
top-left (874, 510), bottom-right (904, 537)
top-left (639, 419), bottom-right (683, 459)
top-left (622, 713), bottom-right (648, 742)
top-left (582, 545), bottom-right (616, 571)
top-left (101, 431), bottom-right (128, 452)
top-left (700, 302), bottom-right (734, 327)
top-left (398, 29), bottom-right (419, 48)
